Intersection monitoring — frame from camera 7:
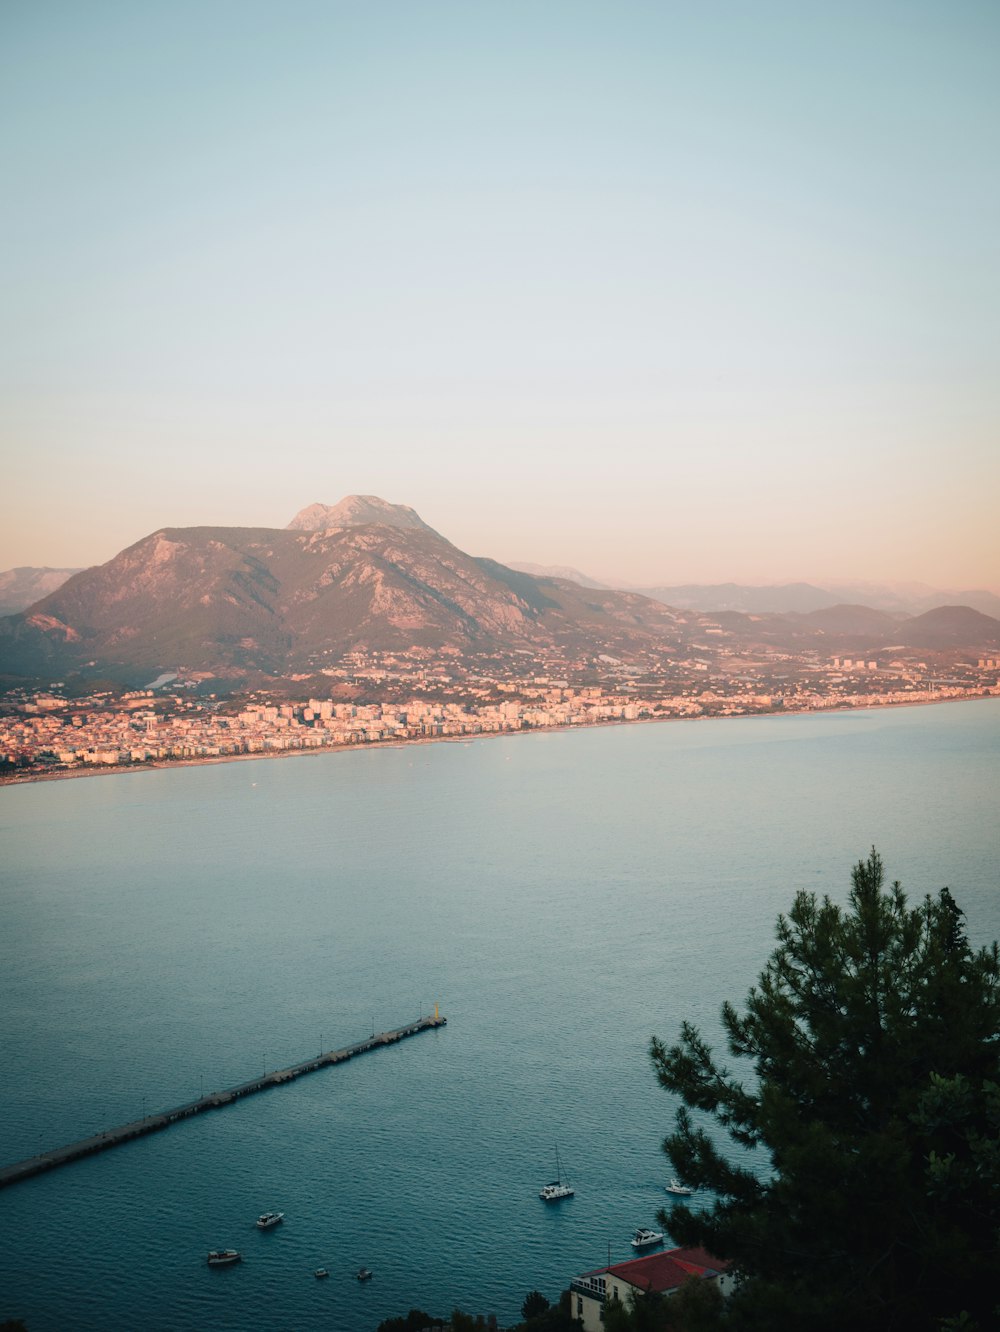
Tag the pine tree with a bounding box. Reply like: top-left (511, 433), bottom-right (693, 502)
top-left (520, 1290), bottom-right (550, 1320)
top-left (650, 850), bottom-right (1000, 1331)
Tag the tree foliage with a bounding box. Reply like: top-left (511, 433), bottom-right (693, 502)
top-left (602, 1279), bottom-right (724, 1332)
top-left (515, 1288), bottom-right (580, 1330)
top-left (650, 850), bottom-right (1000, 1331)
top-left (521, 1291), bottom-right (550, 1320)
top-left (376, 1312), bottom-right (444, 1332)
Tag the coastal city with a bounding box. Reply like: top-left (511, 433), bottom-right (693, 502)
top-left (2, 646), bottom-right (997, 780)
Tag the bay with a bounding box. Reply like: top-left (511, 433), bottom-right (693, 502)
top-left (1, 699), bottom-right (998, 1330)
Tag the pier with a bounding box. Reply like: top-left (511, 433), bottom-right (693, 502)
top-left (0, 1010), bottom-right (446, 1190)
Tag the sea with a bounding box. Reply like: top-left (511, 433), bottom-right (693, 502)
top-left (1, 699), bottom-right (998, 1331)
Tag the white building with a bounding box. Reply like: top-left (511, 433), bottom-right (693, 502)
top-left (570, 1245), bottom-right (734, 1331)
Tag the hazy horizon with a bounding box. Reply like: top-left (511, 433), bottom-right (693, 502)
top-left (1, 498), bottom-right (1000, 602)
top-left (2, 2), bottom-right (998, 588)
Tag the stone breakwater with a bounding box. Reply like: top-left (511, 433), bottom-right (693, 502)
top-left (0, 1012), bottom-right (447, 1190)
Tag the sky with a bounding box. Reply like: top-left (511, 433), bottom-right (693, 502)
top-left (1, 0), bottom-right (998, 590)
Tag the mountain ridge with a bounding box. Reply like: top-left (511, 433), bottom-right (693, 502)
top-left (0, 519), bottom-right (691, 680)
top-left (2, 498), bottom-right (998, 684)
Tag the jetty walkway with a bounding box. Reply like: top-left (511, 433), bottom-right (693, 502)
top-left (0, 1010), bottom-right (446, 1191)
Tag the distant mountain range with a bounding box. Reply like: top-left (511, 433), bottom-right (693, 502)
top-left (635, 580), bottom-right (1000, 619)
top-left (5, 548), bottom-right (997, 621)
top-left (513, 568), bottom-right (1000, 619)
top-left (732, 603), bottom-right (1000, 652)
top-left (0, 566), bottom-right (83, 617)
top-left (1, 499), bottom-right (998, 685)
top-left (509, 562), bottom-right (609, 590)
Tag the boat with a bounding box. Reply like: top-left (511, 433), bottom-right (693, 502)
top-left (631, 1227), bottom-right (665, 1249)
top-left (256, 1211), bottom-right (284, 1229)
top-left (539, 1146), bottom-right (574, 1202)
top-left (665, 1178), bottom-right (693, 1196)
top-left (356, 1267), bottom-right (374, 1282)
top-left (206, 1249), bottom-right (242, 1266)
top-left (314, 1268), bottom-right (329, 1279)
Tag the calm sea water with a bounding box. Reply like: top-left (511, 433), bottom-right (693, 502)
top-left (1, 700), bottom-right (998, 1331)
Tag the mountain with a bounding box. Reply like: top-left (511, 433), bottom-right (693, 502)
top-left (773, 603), bottom-right (1000, 651)
top-left (822, 582), bottom-right (1000, 619)
top-left (2, 498), bottom-right (996, 684)
top-left (787, 605), bottom-right (903, 636)
top-left (286, 495), bottom-right (439, 536)
top-left (638, 582), bottom-right (841, 614)
top-left (893, 605), bottom-right (1000, 650)
top-left (0, 507), bottom-right (689, 680)
top-left (508, 563), bottom-right (609, 590)
top-left (637, 580), bottom-right (1000, 619)
top-left (0, 566), bottom-right (82, 616)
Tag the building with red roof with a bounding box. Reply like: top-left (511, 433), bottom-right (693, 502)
top-left (570, 1245), bottom-right (734, 1330)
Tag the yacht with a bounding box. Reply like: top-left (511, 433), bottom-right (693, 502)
top-left (314, 1268), bottom-right (329, 1279)
top-left (631, 1227), bottom-right (665, 1249)
top-left (665, 1178), bottom-right (693, 1196)
top-left (207, 1249), bottom-right (242, 1266)
top-left (539, 1146), bottom-right (574, 1202)
top-left (256, 1211), bottom-right (284, 1229)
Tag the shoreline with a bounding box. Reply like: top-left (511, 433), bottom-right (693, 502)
top-left (1, 692), bottom-right (994, 789)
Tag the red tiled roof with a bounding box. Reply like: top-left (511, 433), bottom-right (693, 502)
top-left (586, 1246), bottom-right (729, 1295)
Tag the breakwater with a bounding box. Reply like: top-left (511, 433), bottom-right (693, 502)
top-left (0, 1010), bottom-right (447, 1190)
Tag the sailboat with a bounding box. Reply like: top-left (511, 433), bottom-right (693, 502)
top-left (539, 1146), bottom-right (574, 1201)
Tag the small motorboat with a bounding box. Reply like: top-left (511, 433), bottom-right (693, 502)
top-left (314, 1268), bottom-right (329, 1279)
top-left (631, 1227), bottom-right (665, 1249)
top-left (356, 1267), bottom-right (374, 1282)
top-left (256, 1211), bottom-right (284, 1229)
top-left (665, 1178), bottom-right (693, 1196)
top-left (207, 1249), bottom-right (242, 1266)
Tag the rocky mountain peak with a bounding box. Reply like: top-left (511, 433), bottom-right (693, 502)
top-left (286, 495), bottom-right (438, 536)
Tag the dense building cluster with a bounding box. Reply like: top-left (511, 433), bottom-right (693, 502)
top-left (1, 646), bottom-right (996, 778)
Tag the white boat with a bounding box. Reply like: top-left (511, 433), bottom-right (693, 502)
top-left (539, 1146), bottom-right (574, 1201)
top-left (314, 1268), bottom-right (329, 1279)
top-left (665, 1178), bottom-right (693, 1196)
top-left (539, 1180), bottom-right (575, 1201)
top-left (256, 1211), bottom-right (284, 1229)
top-left (357, 1267), bottom-right (374, 1282)
top-left (631, 1227), bottom-right (665, 1249)
top-left (207, 1249), bottom-right (242, 1266)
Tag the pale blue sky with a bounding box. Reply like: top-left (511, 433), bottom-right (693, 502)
top-left (2, 0), bottom-right (998, 587)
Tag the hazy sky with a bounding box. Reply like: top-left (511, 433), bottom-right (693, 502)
top-left (2, 0), bottom-right (998, 589)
